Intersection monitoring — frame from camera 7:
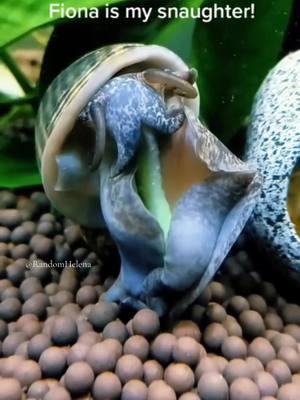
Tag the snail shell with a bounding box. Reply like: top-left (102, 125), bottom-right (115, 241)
top-left (245, 50), bottom-right (300, 283)
top-left (35, 43), bottom-right (199, 228)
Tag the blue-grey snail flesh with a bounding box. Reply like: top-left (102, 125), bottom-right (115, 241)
top-left (244, 50), bottom-right (300, 277)
top-left (57, 71), bottom-right (261, 317)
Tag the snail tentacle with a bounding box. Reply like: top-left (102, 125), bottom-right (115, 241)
top-left (89, 103), bottom-right (106, 172)
top-left (141, 68), bottom-right (197, 99)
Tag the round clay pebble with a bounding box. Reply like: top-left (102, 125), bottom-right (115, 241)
top-left (20, 277), bottom-right (43, 301)
top-left (92, 372), bottom-right (122, 400)
top-left (39, 346), bottom-right (67, 378)
top-left (27, 380), bottom-right (49, 399)
top-left (223, 359), bottom-right (252, 384)
top-left (221, 336), bottom-right (247, 359)
top-left (284, 325), bottom-right (300, 341)
top-left (0, 377), bottom-right (22, 400)
top-left (151, 333), bottom-right (177, 364)
top-left (178, 393), bottom-right (201, 400)
top-left (102, 319), bottom-right (128, 343)
top-left (206, 303), bottom-right (227, 323)
top-left (15, 340), bottom-right (28, 357)
top-left (266, 359), bottom-right (292, 385)
top-left (264, 329), bottom-right (279, 341)
top-left (88, 301), bottom-right (119, 331)
top-left (78, 331), bottom-right (100, 345)
top-left (86, 342), bottom-right (117, 374)
top-left (203, 323), bottom-right (228, 350)
top-left (253, 371), bottom-right (278, 397)
top-left (164, 363), bottom-right (194, 394)
top-left (247, 294), bottom-right (268, 315)
top-left (0, 320), bottom-right (8, 341)
top-left (271, 333), bottom-right (298, 351)
top-left (51, 316), bottom-right (78, 346)
top-left (209, 281), bottom-right (226, 303)
top-left (0, 191), bottom-right (16, 208)
top-left (28, 334), bottom-right (52, 361)
top-left (0, 243), bottom-right (9, 256)
top-left (239, 310), bottom-right (265, 338)
top-left (227, 296), bottom-right (250, 317)
top-left (1, 286), bottom-right (20, 301)
top-left (76, 285), bottom-right (98, 307)
top-left (44, 385), bottom-right (71, 400)
top-left (124, 335), bottom-right (149, 361)
top-left (277, 383), bottom-right (300, 400)
top-left (195, 357), bottom-right (219, 380)
top-left (143, 360), bottom-right (164, 384)
top-left (115, 354), bottom-right (143, 383)
top-left (197, 371), bottom-right (228, 400)
top-left (0, 298), bottom-right (21, 322)
top-left (264, 313), bottom-right (284, 331)
top-left (230, 377), bottom-right (260, 400)
top-left (148, 380), bottom-right (177, 400)
top-left (246, 357), bottom-right (264, 376)
top-left (211, 355), bottom-right (228, 374)
top-left (0, 209), bottom-right (22, 228)
top-left (172, 320), bottom-right (201, 341)
top-left (51, 290), bottom-right (74, 309)
top-left (6, 264), bottom-right (25, 286)
top-left (122, 379), bottom-right (148, 400)
top-left (14, 360), bottom-right (41, 387)
top-left (31, 236), bottom-right (54, 259)
top-left (67, 342), bottom-right (90, 365)
top-left (64, 361), bottom-right (94, 396)
top-left (222, 316), bottom-right (243, 337)
top-left (132, 309), bottom-right (160, 338)
top-left (2, 332), bottom-right (27, 356)
top-left (248, 337), bottom-right (276, 365)
top-left (173, 336), bottom-right (200, 366)
top-left (277, 347), bottom-right (300, 374)
top-left (22, 294), bottom-right (47, 319)
top-left (281, 304), bottom-right (300, 325)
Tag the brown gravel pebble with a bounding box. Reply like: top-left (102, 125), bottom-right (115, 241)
top-left (75, 285), bottom-right (98, 307)
top-left (0, 377), bottom-right (22, 400)
top-left (14, 359), bottom-right (41, 387)
top-left (88, 301), bottom-right (119, 331)
top-left (281, 304), bottom-right (300, 325)
top-left (239, 310), bottom-right (265, 338)
top-left (246, 356), bottom-right (264, 377)
top-left (43, 385), bottom-right (71, 400)
top-left (2, 332), bottom-right (27, 356)
top-left (132, 309), bottom-right (160, 338)
top-left (67, 342), bottom-right (89, 365)
top-left (206, 303), bottom-right (227, 323)
top-left (284, 324), bottom-right (300, 341)
top-left (178, 393), bottom-right (200, 400)
top-left (271, 333), bottom-right (298, 351)
top-left (64, 361), bottom-right (94, 396)
top-left (151, 333), bottom-right (177, 365)
top-left (221, 336), bottom-right (247, 359)
top-left (195, 357), bottom-right (219, 380)
top-left (148, 380), bottom-right (177, 400)
top-left (222, 316), bottom-right (243, 337)
top-left (124, 335), bottom-right (149, 361)
top-left (203, 323), bottom-right (228, 350)
top-left (277, 383), bottom-right (300, 400)
top-left (252, 370), bottom-right (278, 397)
top-left (230, 377), bottom-right (260, 400)
top-left (39, 346), bottom-right (67, 378)
top-left (172, 336), bottom-right (200, 366)
top-left (143, 360), bottom-right (164, 384)
top-left (227, 295), bottom-right (250, 316)
top-left (122, 379), bottom-right (148, 400)
top-left (115, 354), bottom-right (143, 383)
top-left (223, 359), bottom-right (252, 384)
top-left (277, 347), bottom-right (300, 374)
top-left (27, 380), bottom-right (49, 399)
top-left (198, 371), bottom-right (228, 399)
top-left (102, 319), bottom-right (128, 343)
top-left (209, 281), bottom-right (227, 303)
top-left (164, 363), bottom-right (194, 394)
top-left (92, 372), bottom-right (122, 400)
top-left (86, 342), bottom-right (117, 374)
top-left (172, 320), bottom-right (201, 341)
top-left (248, 337), bottom-right (276, 365)
top-left (51, 316), bottom-right (78, 346)
top-left (266, 359), bottom-right (292, 385)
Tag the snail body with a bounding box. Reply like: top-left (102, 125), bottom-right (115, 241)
top-left (36, 43), bottom-right (260, 316)
top-left (245, 50), bottom-right (300, 280)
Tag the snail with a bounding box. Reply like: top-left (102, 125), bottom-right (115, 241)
top-left (35, 43), bottom-right (261, 317)
top-left (245, 50), bottom-right (300, 286)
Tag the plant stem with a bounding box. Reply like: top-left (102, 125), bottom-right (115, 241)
top-left (0, 47), bottom-right (33, 95)
top-left (0, 93), bottom-right (37, 109)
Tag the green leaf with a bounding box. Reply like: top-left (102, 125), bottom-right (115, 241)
top-left (0, 134), bottom-right (41, 188)
top-left (193, 0), bottom-right (293, 141)
top-left (0, 0), bottom-right (124, 48)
